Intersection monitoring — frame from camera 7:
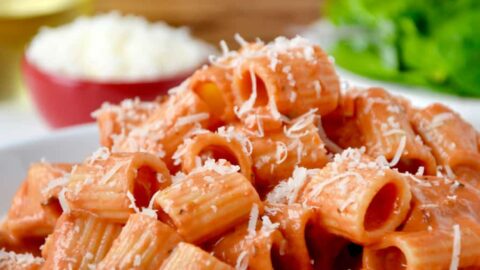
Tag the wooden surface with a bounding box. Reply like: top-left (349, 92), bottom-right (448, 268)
top-left (95, 0), bottom-right (321, 46)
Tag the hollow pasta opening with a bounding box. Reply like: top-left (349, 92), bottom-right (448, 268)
top-left (373, 247), bottom-right (407, 270)
top-left (199, 145), bottom-right (239, 167)
top-left (239, 70), bottom-right (269, 107)
top-left (133, 166), bottom-right (159, 209)
top-left (332, 243), bottom-right (363, 270)
top-left (395, 158), bottom-right (425, 175)
top-left (194, 82), bottom-right (226, 118)
top-left (364, 183), bottom-right (399, 231)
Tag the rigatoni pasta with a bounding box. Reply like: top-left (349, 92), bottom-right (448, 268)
top-left (97, 213), bottom-right (181, 269)
top-left (112, 87), bottom-right (212, 170)
top-left (41, 212), bottom-right (122, 270)
top-left (411, 103), bottom-right (480, 183)
top-left (155, 167), bottom-right (261, 244)
top-left (300, 148), bottom-right (412, 244)
top-left (161, 242), bottom-right (234, 270)
top-left (211, 217), bottom-right (286, 270)
top-left (363, 224), bottom-right (480, 270)
top-left (353, 88), bottom-right (437, 174)
top-left (245, 116), bottom-right (329, 191)
top-left (4, 162), bottom-right (71, 240)
top-left (179, 131), bottom-right (253, 182)
top-left (2, 35), bottom-right (480, 270)
top-left (64, 151), bottom-right (170, 223)
top-left (190, 65), bottom-right (236, 124)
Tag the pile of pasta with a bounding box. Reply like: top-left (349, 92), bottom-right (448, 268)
top-left (2, 36), bottom-right (480, 270)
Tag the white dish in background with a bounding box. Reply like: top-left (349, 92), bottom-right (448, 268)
top-left (0, 124), bottom-right (98, 213)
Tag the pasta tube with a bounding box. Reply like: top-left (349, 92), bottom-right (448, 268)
top-left (231, 38), bottom-right (339, 128)
top-left (97, 213), bottom-right (181, 269)
top-left (402, 175), bottom-right (480, 232)
top-left (246, 117), bottom-right (329, 191)
top-left (354, 88), bottom-right (437, 174)
top-left (64, 152), bottom-right (171, 223)
top-left (5, 163), bottom-right (71, 239)
top-left (41, 212), bottom-right (122, 270)
top-left (411, 103), bottom-right (480, 178)
top-left (265, 203), bottom-right (315, 270)
top-left (161, 242), bottom-right (233, 270)
top-left (190, 65), bottom-right (236, 124)
top-left (363, 223), bottom-right (480, 270)
top-left (155, 168), bottom-right (261, 244)
top-left (93, 98), bottom-right (161, 148)
top-left (211, 218), bottom-right (286, 270)
top-left (180, 131), bottom-right (253, 182)
top-left (300, 148), bottom-right (412, 244)
top-left (112, 88), bottom-right (211, 170)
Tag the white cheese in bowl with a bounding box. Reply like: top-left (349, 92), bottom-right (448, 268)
top-left (26, 11), bottom-right (214, 82)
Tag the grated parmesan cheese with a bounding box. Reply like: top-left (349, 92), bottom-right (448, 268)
top-left (275, 141), bottom-right (288, 164)
top-left (389, 135), bottom-right (407, 167)
top-left (235, 251), bottom-right (249, 270)
top-left (191, 158), bottom-right (240, 175)
top-left (99, 161), bottom-right (128, 184)
top-left (237, 67), bottom-right (259, 117)
top-left (247, 204), bottom-right (259, 238)
top-left (219, 40), bottom-right (229, 56)
top-left (430, 113), bottom-right (454, 130)
top-left (266, 167), bottom-right (308, 204)
top-left (134, 255), bottom-right (142, 267)
top-left (449, 224), bottom-right (461, 270)
top-left (309, 172), bottom-right (363, 198)
top-left (260, 216), bottom-right (280, 236)
top-left (27, 12), bottom-right (214, 82)
top-left (127, 191), bottom-right (140, 213)
top-left (175, 113), bottom-right (210, 128)
top-left (58, 188), bottom-right (70, 214)
top-left (234, 33), bottom-right (248, 47)
top-left (0, 249), bottom-right (44, 268)
top-left (41, 175), bottom-right (70, 197)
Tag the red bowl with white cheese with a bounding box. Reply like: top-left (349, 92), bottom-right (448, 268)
top-left (22, 12), bottom-right (214, 128)
top-left (22, 56), bottom-right (194, 128)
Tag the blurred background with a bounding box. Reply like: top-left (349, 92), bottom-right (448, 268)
top-left (0, 0), bottom-right (479, 145)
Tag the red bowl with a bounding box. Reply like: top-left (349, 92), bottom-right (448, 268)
top-left (22, 56), bottom-right (194, 128)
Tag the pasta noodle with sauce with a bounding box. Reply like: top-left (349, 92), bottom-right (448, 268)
top-left (1, 35), bottom-right (480, 270)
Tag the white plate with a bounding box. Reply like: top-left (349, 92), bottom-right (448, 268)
top-left (0, 124), bottom-right (99, 213)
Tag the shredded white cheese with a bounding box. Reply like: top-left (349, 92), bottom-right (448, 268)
top-left (191, 158), bottom-right (240, 175)
top-left (449, 224), bottom-right (461, 270)
top-left (389, 135), bottom-right (407, 167)
top-left (99, 161), bottom-right (128, 184)
top-left (0, 249), bottom-right (44, 268)
top-left (237, 67), bottom-right (259, 116)
top-left (127, 191), bottom-right (140, 213)
top-left (235, 251), bottom-right (249, 270)
top-left (430, 112), bottom-right (454, 130)
top-left (133, 254), bottom-right (142, 267)
top-left (266, 167), bottom-right (308, 204)
top-left (309, 172), bottom-right (363, 198)
top-left (58, 188), bottom-right (71, 214)
top-left (275, 141), bottom-right (288, 164)
top-left (175, 113), bottom-right (210, 128)
top-left (247, 204), bottom-right (259, 238)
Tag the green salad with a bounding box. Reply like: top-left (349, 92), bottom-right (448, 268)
top-left (325, 0), bottom-right (480, 97)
